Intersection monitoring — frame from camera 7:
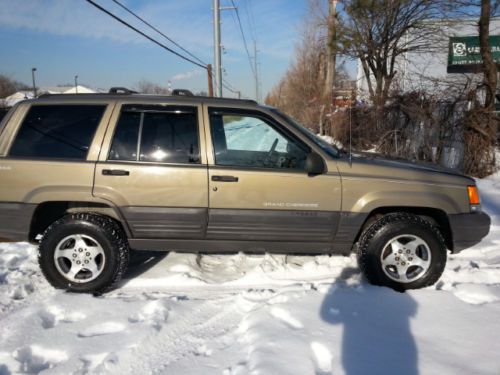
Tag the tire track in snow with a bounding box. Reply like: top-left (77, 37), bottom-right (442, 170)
top-left (224, 290), bottom-right (320, 375)
top-left (107, 296), bottom-right (245, 374)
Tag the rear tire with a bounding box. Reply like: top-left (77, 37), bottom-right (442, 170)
top-left (357, 212), bottom-right (447, 291)
top-left (38, 213), bottom-right (129, 293)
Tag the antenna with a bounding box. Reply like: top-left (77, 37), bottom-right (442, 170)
top-left (349, 103), bottom-right (353, 166)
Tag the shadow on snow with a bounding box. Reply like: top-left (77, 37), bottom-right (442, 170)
top-left (320, 268), bottom-right (419, 375)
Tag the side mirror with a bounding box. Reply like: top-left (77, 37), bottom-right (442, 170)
top-left (305, 152), bottom-right (326, 175)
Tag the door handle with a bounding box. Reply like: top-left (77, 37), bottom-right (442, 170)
top-left (212, 175), bottom-right (239, 182)
top-left (102, 169), bottom-right (130, 176)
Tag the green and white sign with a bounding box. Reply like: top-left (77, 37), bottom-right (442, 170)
top-left (447, 36), bottom-right (500, 73)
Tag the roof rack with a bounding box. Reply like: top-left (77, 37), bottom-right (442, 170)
top-left (32, 87), bottom-right (259, 105)
top-left (108, 87), bottom-right (138, 94)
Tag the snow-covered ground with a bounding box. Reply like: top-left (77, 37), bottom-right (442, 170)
top-left (1, 174), bottom-right (500, 374)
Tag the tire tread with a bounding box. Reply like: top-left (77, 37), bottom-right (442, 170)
top-left (38, 213), bottom-right (129, 293)
top-left (357, 212), bottom-right (447, 290)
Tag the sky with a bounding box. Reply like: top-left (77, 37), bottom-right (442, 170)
top-left (0, 0), bottom-right (310, 100)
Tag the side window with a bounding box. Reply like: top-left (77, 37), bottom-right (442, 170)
top-left (108, 111), bottom-right (140, 161)
top-left (109, 105), bottom-right (200, 164)
top-left (9, 105), bottom-right (105, 160)
top-left (209, 109), bottom-right (309, 170)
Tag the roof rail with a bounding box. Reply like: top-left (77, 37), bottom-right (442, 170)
top-left (109, 87), bottom-right (138, 94)
top-left (172, 89), bottom-right (194, 97)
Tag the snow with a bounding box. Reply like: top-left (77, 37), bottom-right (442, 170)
top-left (0, 174), bottom-right (500, 374)
top-left (316, 134), bottom-right (344, 150)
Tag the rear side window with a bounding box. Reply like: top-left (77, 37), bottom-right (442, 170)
top-left (9, 105), bottom-right (105, 160)
top-left (109, 105), bottom-right (200, 164)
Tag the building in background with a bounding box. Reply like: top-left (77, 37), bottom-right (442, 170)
top-left (39, 85), bottom-right (96, 95)
top-left (354, 18), bottom-right (500, 171)
top-left (1, 91), bottom-right (34, 108)
top-left (356, 18), bottom-right (500, 101)
top-left (1, 85), bottom-right (96, 108)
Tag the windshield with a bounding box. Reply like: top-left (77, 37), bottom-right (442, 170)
top-left (268, 107), bottom-right (340, 158)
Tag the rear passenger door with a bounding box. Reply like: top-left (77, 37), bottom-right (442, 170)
top-left (93, 103), bottom-right (208, 240)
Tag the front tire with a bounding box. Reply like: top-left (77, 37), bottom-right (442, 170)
top-left (357, 212), bottom-right (447, 291)
top-left (38, 213), bottom-right (129, 293)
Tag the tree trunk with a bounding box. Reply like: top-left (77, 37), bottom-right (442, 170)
top-left (323, 0), bottom-right (337, 101)
top-left (464, 0), bottom-right (497, 177)
top-left (479, 0), bottom-right (497, 111)
top-left (319, 104), bottom-right (325, 135)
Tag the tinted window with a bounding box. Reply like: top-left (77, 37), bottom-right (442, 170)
top-left (209, 109), bottom-right (309, 170)
top-left (0, 108), bottom-right (12, 138)
top-left (109, 105), bottom-right (200, 164)
top-left (108, 111), bottom-right (140, 161)
top-left (9, 105), bottom-right (105, 160)
top-left (0, 108), bottom-right (9, 123)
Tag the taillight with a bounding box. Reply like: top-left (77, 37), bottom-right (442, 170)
top-left (467, 186), bottom-right (480, 205)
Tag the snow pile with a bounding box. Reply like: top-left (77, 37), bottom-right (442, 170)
top-left (439, 172), bottom-right (500, 304)
top-left (122, 252), bottom-right (358, 292)
top-left (0, 173), bottom-right (499, 374)
top-left (0, 243), bottom-right (51, 313)
top-left (316, 134), bottom-right (344, 150)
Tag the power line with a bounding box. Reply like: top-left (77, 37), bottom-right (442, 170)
top-left (207, 66), bottom-right (240, 95)
top-left (84, 0), bottom-right (206, 69)
top-left (222, 79), bottom-right (239, 94)
top-left (109, 0), bottom-right (241, 95)
top-left (85, 0), bottom-right (242, 97)
top-left (245, 0), bottom-right (256, 42)
top-left (207, 68), bottom-right (239, 95)
top-left (229, 0), bottom-right (256, 78)
top-left (243, 0), bottom-right (257, 43)
top-left (109, 0), bottom-right (208, 66)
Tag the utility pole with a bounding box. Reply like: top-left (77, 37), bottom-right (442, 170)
top-left (207, 64), bottom-right (214, 97)
top-left (254, 41), bottom-right (259, 102)
top-left (213, 0), bottom-right (236, 98)
top-left (213, 0), bottom-right (222, 97)
top-left (31, 68), bottom-right (37, 98)
top-left (74, 75), bottom-right (78, 93)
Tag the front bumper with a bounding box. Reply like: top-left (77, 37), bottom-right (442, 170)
top-left (449, 212), bottom-right (491, 253)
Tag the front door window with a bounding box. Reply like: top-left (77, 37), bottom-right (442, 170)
top-left (209, 109), bottom-right (309, 170)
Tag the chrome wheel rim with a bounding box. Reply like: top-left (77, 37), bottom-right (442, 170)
top-left (53, 234), bottom-right (106, 283)
top-left (380, 234), bottom-right (432, 284)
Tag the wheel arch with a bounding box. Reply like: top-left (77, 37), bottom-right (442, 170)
top-left (29, 201), bottom-right (131, 242)
top-left (354, 206), bottom-right (453, 252)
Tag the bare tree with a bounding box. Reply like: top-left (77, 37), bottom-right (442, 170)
top-left (0, 74), bottom-right (30, 98)
top-left (265, 20), bottom-right (351, 133)
top-left (338, 0), bottom-right (446, 110)
top-left (463, 0), bottom-right (499, 176)
top-left (135, 80), bottom-right (170, 95)
top-left (479, 0), bottom-right (498, 111)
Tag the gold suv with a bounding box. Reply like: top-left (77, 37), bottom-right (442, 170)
top-left (0, 90), bottom-right (490, 292)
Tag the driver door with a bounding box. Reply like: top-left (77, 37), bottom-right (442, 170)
top-left (205, 107), bottom-right (342, 245)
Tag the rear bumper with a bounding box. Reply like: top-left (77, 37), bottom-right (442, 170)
top-left (449, 212), bottom-right (491, 253)
top-left (0, 202), bottom-right (36, 242)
